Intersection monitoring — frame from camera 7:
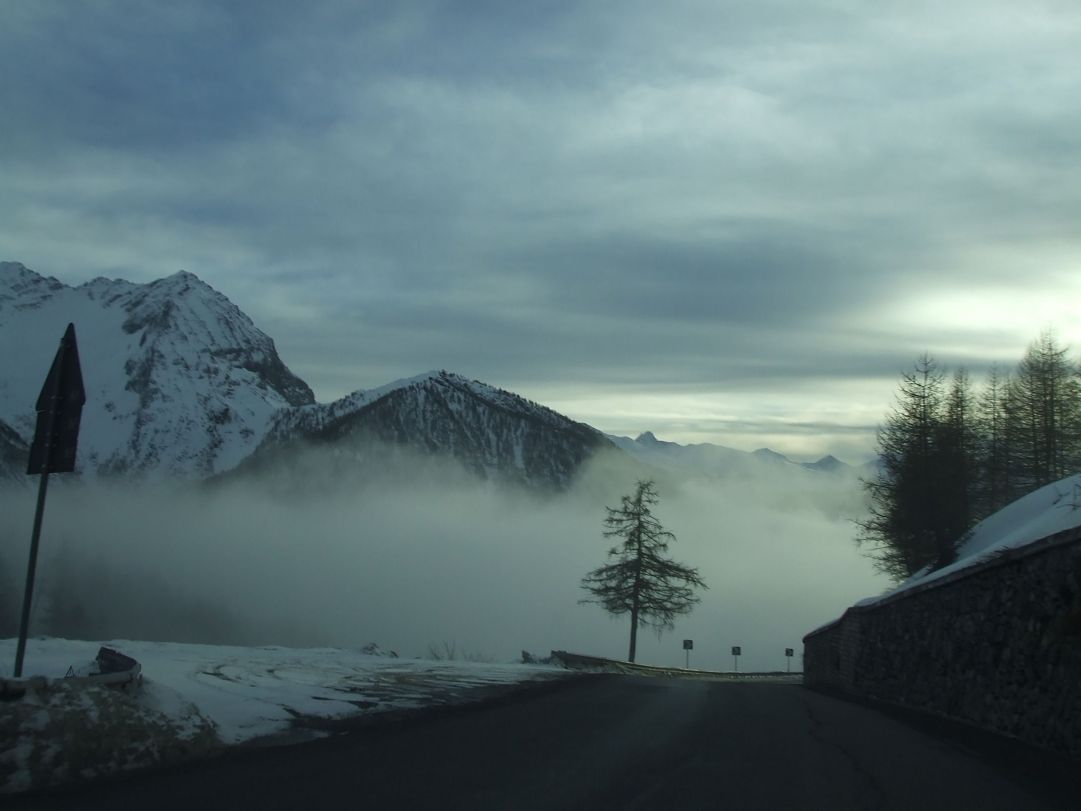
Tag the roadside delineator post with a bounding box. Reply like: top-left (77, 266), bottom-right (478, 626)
top-left (14, 323), bottom-right (86, 679)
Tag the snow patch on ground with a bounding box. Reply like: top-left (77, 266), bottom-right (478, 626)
top-left (1, 637), bottom-right (568, 792)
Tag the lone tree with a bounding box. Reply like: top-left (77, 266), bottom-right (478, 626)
top-left (580, 480), bottom-right (706, 662)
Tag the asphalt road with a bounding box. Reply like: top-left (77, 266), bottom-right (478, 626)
top-left (13, 675), bottom-right (1080, 810)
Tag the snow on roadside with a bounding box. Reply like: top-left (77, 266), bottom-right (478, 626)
top-left (1, 637), bottom-right (569, 792)
top-left (856, 474), bottom-right (1081, 607)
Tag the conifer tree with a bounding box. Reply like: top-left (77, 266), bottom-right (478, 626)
top-left (1007, 332), bottom-right (1081, 491)
top-left (580, 480), bottom-right (706, 662)
top-left (858, 355), bottom-right (958, 580)
top-left (861, 335), bottom-right (1081, 581)
top-left (975, 365), bottom-right (1013, 516)
top-left (936, 368), bottom-right (978, 543)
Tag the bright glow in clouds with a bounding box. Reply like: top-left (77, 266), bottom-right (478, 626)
top-left (0, 458), bottom-right (889, 674)
top-left (898, 285), bottom-right (1081, 356)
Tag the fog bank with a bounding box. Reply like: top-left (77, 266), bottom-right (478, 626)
top-left (0, 456), bottom-right (889, 673)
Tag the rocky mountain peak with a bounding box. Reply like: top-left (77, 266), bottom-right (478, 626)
top-left (244, 368), bottom-right (614, 490)
top-left (0, 262), bottom-right (314, 478)
top-left (0, 262), bottom-right (66, 310)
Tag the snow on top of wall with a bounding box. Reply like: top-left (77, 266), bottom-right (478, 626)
top-left (856, 474), bottom-right (1081, 608)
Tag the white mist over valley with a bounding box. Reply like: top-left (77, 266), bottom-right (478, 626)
top-left (1, 449), bottom-right (887, 674)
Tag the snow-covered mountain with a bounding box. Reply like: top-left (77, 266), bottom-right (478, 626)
top-left (1, 263), bottom-right (615, 488)
top-left (0, 262), bottom-right (314, 478)
top-left (235, 370), bottom-right (615, 490)
top-left (1, 262), bottom-right (855, 490)
top-left (607, 431), bottom-right (855, 480)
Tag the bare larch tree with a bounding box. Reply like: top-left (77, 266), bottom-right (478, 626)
top-left (580, 480), bottom-right (706, 662)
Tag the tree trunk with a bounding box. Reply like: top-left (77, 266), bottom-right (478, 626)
top-left (628, 604), bottom-right (638, 663)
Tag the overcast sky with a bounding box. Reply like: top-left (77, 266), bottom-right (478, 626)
top-left (4, 1), bottom-right (1081, 462)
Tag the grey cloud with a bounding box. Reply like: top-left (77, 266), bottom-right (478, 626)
top-left (4, 2), bottom-right (1081, 456)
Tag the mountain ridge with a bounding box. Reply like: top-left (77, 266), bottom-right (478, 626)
top-left (608, 431), bottom-right (856, 480)
top-left (242, 369), bottom-right (614, 490)
top-left (1, 262), bottom-right (859, 488)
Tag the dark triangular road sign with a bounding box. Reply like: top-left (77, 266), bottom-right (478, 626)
top-left (27, 323), bottom-right (86, 474)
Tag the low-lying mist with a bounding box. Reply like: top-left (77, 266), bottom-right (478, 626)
top-left (0, 448), bottom-right (891, 673)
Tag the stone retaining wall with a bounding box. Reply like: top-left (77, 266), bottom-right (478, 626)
top-left (804, 527), bottom-right (1081, 758)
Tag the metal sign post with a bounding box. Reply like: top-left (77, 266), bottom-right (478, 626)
top-left (731, 645), bottom-right (741, 673)
top-left (683, 639), bottom-right (693, 669)
top-left (785, 648), bottom-right (794, 673)
top-left (14, 323), bottom-right (85, 678)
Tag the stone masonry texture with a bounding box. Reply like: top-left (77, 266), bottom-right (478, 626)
top-left (804, 528), bottom-right (1081, 758)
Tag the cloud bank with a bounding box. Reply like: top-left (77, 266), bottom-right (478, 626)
top-left (0, 455), bottom-right (887, 673)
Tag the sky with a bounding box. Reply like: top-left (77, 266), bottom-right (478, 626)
top-left (4, 1), bottom-right (1081, 462)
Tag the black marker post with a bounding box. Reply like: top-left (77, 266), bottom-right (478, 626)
top-left (14, 324), bottom-right (85, 678)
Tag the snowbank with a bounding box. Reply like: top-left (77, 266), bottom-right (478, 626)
top-left (1, 638), bottom-right (568, 792)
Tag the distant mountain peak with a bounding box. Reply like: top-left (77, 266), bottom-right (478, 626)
top-left (752, 447), bottom-right (792, 464)
top-left (607, 434), bottom-right (859, 482)
top-left (0, 261), bottom-right (66, 308)
top-left (151, 269), bottom-right (209, 294)
top-left (801, 454), bottom-right (852, 474)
